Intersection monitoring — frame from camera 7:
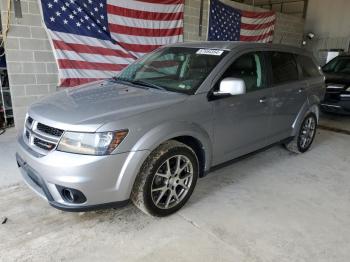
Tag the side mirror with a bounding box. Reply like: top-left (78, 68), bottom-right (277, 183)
top-left (214, 77), bottom-right (246, 96)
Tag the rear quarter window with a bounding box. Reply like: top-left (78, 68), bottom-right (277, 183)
top-left (296, 55), bottom-right (321, 78)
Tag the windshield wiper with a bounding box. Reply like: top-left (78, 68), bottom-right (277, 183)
top-left (112, 77), bottom-right (147, 89)
top-left (130, 80), bottom-right (166, 91)
top-left (112, 77), bottom-right (166, 91)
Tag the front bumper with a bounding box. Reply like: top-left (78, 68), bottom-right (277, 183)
top-left (16, 135), bottom-right (149, 211)
top-left (321, 100), bottom-right (350, 115)
top-left (321, 91), bottom-right (350, 115)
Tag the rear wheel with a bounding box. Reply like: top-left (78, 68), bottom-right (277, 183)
top-left (285, 113), bottom-right (317, 153)
top-left (131, 140), bottom-right (198, 216)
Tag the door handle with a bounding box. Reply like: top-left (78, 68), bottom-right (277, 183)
top-left (259, 97), bottom-right (267, 103)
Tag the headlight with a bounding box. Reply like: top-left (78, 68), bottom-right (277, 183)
top-left (57, 130), bottom-right (128, 155)
top-left (346, 87), bottom-right (350, 92)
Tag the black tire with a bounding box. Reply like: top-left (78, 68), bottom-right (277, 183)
top-left (131, 140), bottom-right (199, 217)
top-left (285, 112), bottom-right (317, 153)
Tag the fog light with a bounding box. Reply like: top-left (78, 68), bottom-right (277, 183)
top-left (56, 186), bottom-right (87, 204)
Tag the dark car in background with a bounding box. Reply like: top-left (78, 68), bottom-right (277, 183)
top-left (321, 54), bottom-right (350, 114)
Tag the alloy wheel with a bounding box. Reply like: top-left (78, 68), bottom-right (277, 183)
top-left (151, 155), bottom-right (194, 210)
top-left (299, 115), bottom-right (316, 150)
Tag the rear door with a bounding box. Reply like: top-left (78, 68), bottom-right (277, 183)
top-left (266, 51), bottom-right (308, 142)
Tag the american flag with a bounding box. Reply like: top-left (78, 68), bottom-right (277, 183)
top-left (40, 0), bottom-right (184, 87)
top-left (208, 0), bottom-right (275, 43)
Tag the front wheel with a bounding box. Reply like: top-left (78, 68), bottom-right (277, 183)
top-left (131, 140), bottom-right (199, 217)
top-left (285, 113), bottom-right (317, 153)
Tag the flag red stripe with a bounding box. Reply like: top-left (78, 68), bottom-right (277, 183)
top-left (108, 23), bottom-right (183, 37)
top-left (136, 0), bottom-right (184, 4)
top-left (242, 10), bottom-right (275, 18)
top-left (53, 40), bottom-right (134, 59)
top-left (241, 20), bottom-right (275, 30)
top-left (60, 78), bottom-right (103, 87)
top-left (240, 30), bottom-right (274, 41)
top-left (58, 59), bottom-right (128, 71)
top-left (107, 4), bottom-right (183, 21)
top-left (117, 41), bottom-right (161, 53)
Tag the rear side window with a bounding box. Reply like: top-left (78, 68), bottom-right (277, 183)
top-left (296, 55), bottom-right (321, 78)
top-left (270, 52), bottom-right (299, 84)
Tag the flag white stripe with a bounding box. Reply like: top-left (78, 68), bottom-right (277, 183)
top-left (49, 31), bottom-right (130, 53)
top-left (240, 26), bottom-right (274, 37)
top-left (107, 0), bottom-right (183, 14)
top-left (241, 15), bottom-right (276, 25)
top-left (56, 50), bottom-right (134, 64)
top-left (257, 35), bottom-right (274, 43)
top-left (60, 69), bottom-right (120, 79)
top-left (108, 13), bottom-right (182, 29)
top-left (110, 32), bottom-right (183, 45)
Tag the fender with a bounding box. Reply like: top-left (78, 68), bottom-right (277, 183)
top-left (130, 121), bottom-right (213, 172)
top-left (114, 121), bottom-right (213, 199)
top-left (291, 97), bottom-right (320, 137)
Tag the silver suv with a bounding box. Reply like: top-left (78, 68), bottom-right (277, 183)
top-left (16, 42), bottom-right (325, 216)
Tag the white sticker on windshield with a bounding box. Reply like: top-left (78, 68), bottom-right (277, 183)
top-left (196, 49), bottom-right (224, 56)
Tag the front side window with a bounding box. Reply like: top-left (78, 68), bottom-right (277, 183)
top-left (117, 47), bottom-right (228, 94)
top-left (221, 52), bottom-right (266, 93)
top-left (322, 56), bottom-right (350, 74)
top-left (270, 52), bottom-right (299, 84)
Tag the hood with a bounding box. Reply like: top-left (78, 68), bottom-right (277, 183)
top-left (324, 72), bottom-right (350, 86)
top-left (28, 80), bottom-right (187, 132)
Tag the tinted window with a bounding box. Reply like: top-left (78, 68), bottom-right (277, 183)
top-left (322, 56), bottom-right (350, 74)
top-left (222, 52), bottom-right (266, 93)
top-left (270, 52), bottom-right (299, 84)
top-left (297, 55), bottom-right (321, 78)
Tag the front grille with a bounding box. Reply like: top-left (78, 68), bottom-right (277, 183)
top-left (33, 137), bottom-right (56, 151)
top-left (23, 116), bottom-right (64, 155)
top-left (37, 123), bottom-right (64, 137)
top-left (325, 92), bottom-right (340, 102)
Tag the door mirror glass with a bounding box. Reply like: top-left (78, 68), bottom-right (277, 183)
top-left (215, 77), bottom-right (246, 96)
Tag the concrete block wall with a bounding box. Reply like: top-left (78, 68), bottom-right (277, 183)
top-left (184, 0), bottom-right (304, 46)
top-left (0, 0), bottom-right (58, 128)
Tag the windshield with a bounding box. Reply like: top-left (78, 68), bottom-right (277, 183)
top-left (323, 56), bottom-right (350, 74)
top-left (117, 47), bottom-right (228, 94)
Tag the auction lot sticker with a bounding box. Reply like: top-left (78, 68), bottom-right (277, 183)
top-left (196, 49), bottom-right (224, 56)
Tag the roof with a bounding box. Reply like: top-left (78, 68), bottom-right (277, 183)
top-left (167, 41), bottom-right (311, 56)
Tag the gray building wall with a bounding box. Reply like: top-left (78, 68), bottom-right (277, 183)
top-left (0, 0), bottom-right (58, 128)
top-left (304, 0), bottom-right (350, 62)
top-left (1, 0), bottom-right (304, 129)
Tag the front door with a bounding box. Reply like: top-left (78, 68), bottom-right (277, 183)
top-left (211, 52), bottom-right (273, 165)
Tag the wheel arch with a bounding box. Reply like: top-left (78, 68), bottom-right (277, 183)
top-left (130, 121), bottom-right (212, 175)
top-left (292, 100), bottom-right (320, 137)
top-left (172, 135), bottom-right (207, 178)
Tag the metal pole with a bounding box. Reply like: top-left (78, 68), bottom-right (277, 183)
top-left (0, 73), bottom-right (7, 128)
top-left (198, 0), bottom-right (204, 37)
top-left (303, 0), bottom-right (309, 18)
